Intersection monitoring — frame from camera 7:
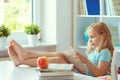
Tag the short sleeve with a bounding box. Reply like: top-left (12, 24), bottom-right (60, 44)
top-left (99, 49), bottom-right (112, 62)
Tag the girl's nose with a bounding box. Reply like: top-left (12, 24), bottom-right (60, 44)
top-left (89, 38), bottom-right (92, 42)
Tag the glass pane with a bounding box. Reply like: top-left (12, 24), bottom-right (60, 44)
top-left (4, 0), bottom-right (32, 32)
top-left (0, 0), bottom-right (4, 25)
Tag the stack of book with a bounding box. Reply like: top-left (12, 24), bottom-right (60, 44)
top-left (36, 64), bottom-right (74, 80)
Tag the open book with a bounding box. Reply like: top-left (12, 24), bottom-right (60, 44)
top-left (63, 47), bottom-right (87, 73)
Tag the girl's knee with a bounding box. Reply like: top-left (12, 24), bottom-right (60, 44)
top-left (56, 52), bottom-right (65, 58)
top-left (48, 57), bottom-right (67, 63)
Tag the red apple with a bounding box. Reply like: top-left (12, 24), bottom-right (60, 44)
top-left (37, 56), bottom-right (49, 69)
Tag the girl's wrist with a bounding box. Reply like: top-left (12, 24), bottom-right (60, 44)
top-left (85, 59), bottom-right (90, 65)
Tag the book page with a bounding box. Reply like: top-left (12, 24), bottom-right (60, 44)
top-left (63, 47), bottom-right (87, 73)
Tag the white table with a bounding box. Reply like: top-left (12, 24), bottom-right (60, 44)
top-left (0, 61), bottom-right (101, 80)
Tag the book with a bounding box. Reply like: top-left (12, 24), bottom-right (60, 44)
top-left (39, 76), bottom-right (74, 80)
top-left (79, 0), bottom-right (86, 15)
top-left (97, 75), bottom-right (113, 80)
top-left (85, 0), bottom-right (100, 15)
top-left (36, 64), bottom-right (74, 77)
top-left (112, 0), bottom-right (120, 15)
top-left (106, 0), bottom-right (116, 16)
top-left (38, 71), bottom-right (73, 77)
top-left (63, 47), bottom-right (87, 73)
top-left (101, 0), bottom-right (106, 15)
top-left (109, 26), bottom-right (120, 46)
top-left (37, 64), bottom-right (74, 72)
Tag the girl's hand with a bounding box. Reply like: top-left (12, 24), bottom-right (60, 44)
top-left (75, 51), bottom-right (88, 64)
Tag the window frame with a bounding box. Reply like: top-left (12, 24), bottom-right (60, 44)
top-left (32, 0), bottom-right (42, 25)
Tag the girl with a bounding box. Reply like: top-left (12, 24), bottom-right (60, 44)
top-left (75, 22), bottom-right (114, 76)
top-left (8, 22), bottom-right (114, 77)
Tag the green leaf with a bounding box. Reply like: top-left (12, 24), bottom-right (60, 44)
top-left (24, 23), bottom-right (41, 35)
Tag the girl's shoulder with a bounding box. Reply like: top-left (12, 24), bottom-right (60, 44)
top-left (99, 48), bottom-right (112, 62)
top-left (99, 48), bottom-right (112, 58)
top-left (100, 48), bottom-right (111, 54)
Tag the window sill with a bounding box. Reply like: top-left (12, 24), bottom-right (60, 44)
top-left (0, 57), bottom-right (10, 61)
top-left (0, 43), bottom-right (57, 57)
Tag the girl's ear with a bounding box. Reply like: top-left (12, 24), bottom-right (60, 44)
top-left (101, 35), bottom-right (105, 40)
top-left (100, 34), bottom-right (105, 42)
top-left (101, 33), bottom-right (105, 38)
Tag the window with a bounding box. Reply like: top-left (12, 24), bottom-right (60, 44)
top-left (2, 0), bottom-right (40, 45)
top-left (3, 0), bottom-right (35, 45)
top-left (0, 0), bottom-right (56, 46)
top-left (4, 0), bottom-right (32, 32)
top-left (0, 0), bottom-right (4, 25)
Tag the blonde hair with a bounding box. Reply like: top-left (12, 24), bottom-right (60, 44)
top-left (86, 22), bottom-right (114, 56)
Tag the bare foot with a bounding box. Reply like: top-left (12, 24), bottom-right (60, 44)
top-left (10, 40), bottom-right (29, 61)
top-left (8, 44), bottom-right (22, 66)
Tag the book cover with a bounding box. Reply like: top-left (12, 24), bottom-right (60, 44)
top-left (36, 64), bottom-right (74, 72)
top-left (36, 64), bottom-right (74, 76)
top-left (85, 0), bottom-right (100, 15)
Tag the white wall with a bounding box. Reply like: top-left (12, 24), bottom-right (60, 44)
top-left (32, 0), bottom-right (56, 43)
top-left (56, 0), bottom-right (73, 51)
top-left (40, 0), bottom-right (73, 51)
top-left (40, 0), bottom-right (56, 43)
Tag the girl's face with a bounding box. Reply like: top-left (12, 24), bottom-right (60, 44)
top-left (88, 30), bottom-right (102, 49)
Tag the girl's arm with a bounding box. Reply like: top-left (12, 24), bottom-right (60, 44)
top-left (85, 59), bottom-right (109, 76)
top-left (75, 52), bottom-right (109, 77)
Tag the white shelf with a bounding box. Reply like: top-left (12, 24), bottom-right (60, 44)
top-left (77, 15), bottom-right (100, 17)
top-left (73, 0), bottom-right (120, 48)
top-left (77, 15), bottom-right (120, 18)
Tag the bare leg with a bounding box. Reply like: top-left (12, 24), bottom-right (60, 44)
top-left (8, 40), bottom-right (67, 66)
top-left (10, 40), bottom-right (64, 61)
top-left (8, 44), bottom-right (67, 66)
top-left (48, 57), bottom-right (67, 64)
top-left (10, 40), bottom-right (29, 61)
top-left (8, 44), bottom-right (22, 66)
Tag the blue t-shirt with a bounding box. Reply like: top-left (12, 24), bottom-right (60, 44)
top-left (86, 48), bottom-right (112, 76)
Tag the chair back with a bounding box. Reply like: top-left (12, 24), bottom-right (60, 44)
top-left (111, 49), bottom-right (119, 80)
